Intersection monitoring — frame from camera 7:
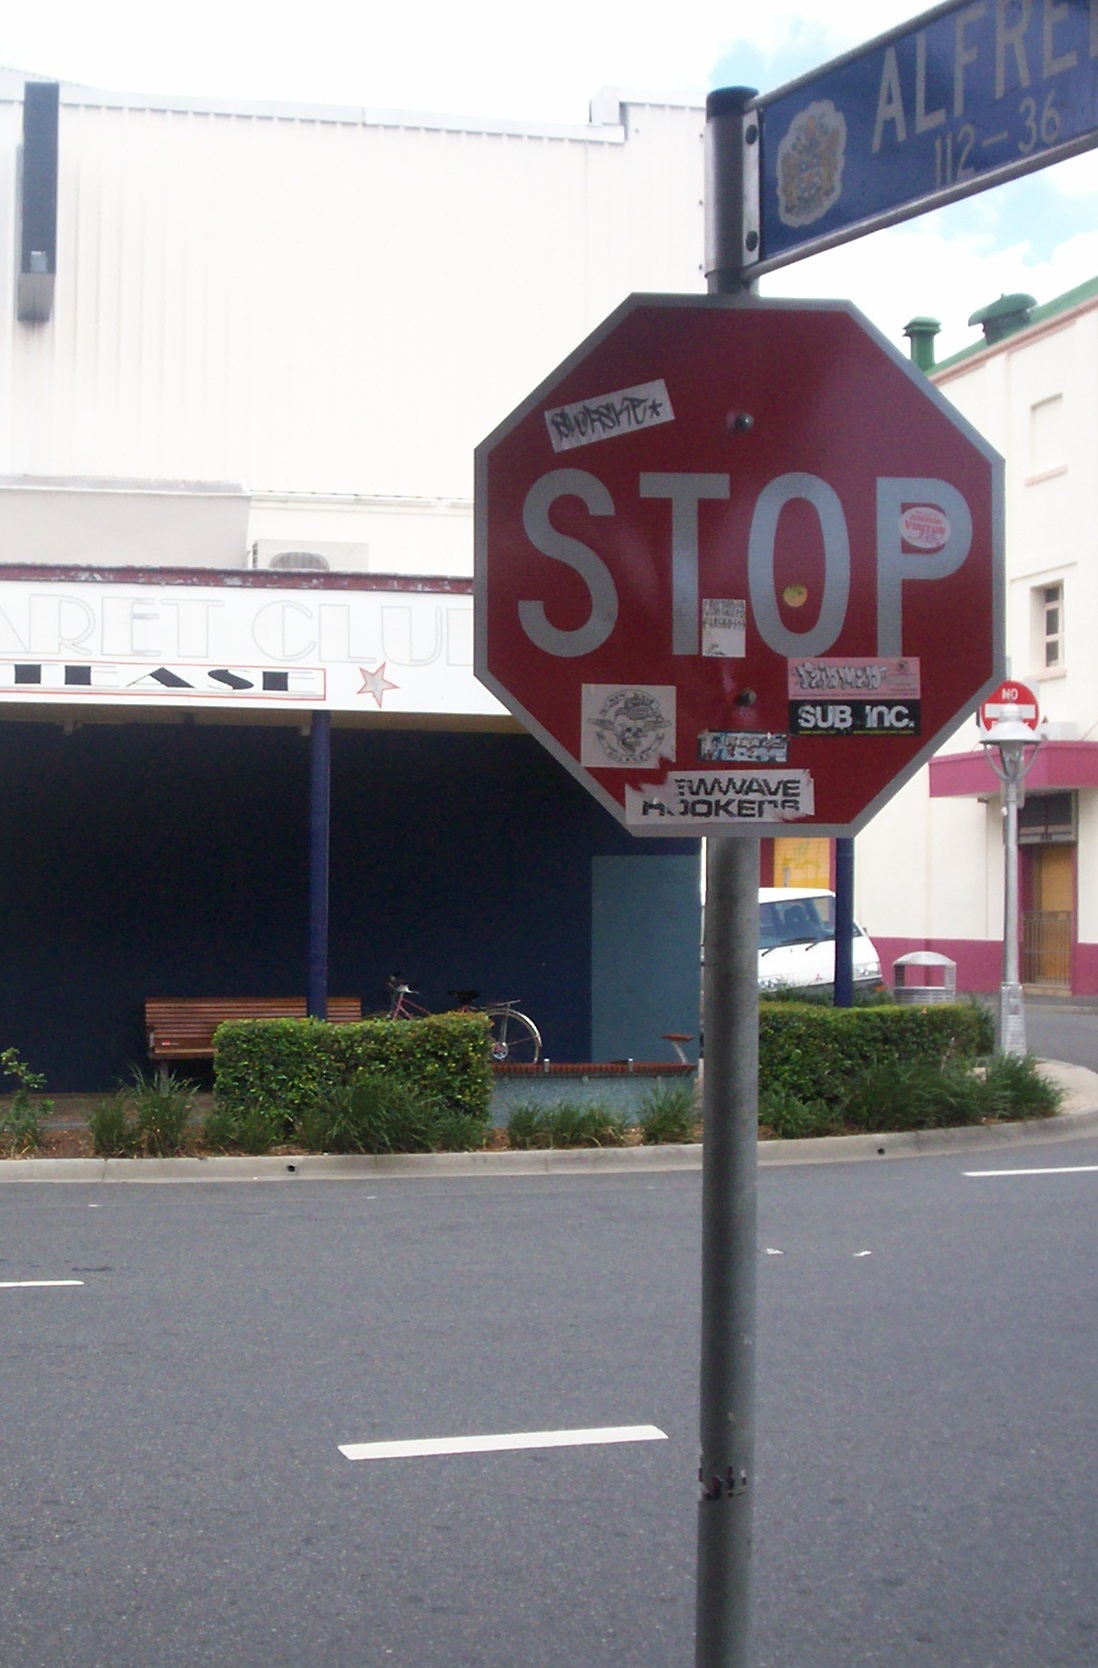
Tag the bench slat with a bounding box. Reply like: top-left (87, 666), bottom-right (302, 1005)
top-left (146, 997), bottom-right (363, 1061)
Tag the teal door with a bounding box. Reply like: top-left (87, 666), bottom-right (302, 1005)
top-left (591, 854), bottom-right (702, 1063)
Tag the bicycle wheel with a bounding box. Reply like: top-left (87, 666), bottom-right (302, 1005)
top-left (483, 1007), bottom-right (542, 1064)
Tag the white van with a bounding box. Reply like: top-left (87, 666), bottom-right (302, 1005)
top-left (758, 887), bottom-right (883, 996)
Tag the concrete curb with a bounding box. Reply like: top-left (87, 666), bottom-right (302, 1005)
top-left (3, 1060), bottom-right (1094, 1183)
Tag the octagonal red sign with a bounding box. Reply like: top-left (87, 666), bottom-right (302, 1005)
top-left (475, 294), bottom-right (1004, 835)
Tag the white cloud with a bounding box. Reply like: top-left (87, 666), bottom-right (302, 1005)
top-left (764, 215), bottom-right (1098, 362)
top-left (1045, 148), bottom-right (1098, 199)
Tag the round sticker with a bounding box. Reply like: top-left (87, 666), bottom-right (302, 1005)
top-left (900, 505), bottom-right (950, 551)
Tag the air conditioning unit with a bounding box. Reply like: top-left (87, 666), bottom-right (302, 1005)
top-left (251, 540), bottom-right (371, 573)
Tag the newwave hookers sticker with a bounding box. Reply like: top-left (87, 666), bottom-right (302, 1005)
top-left (699, 731), bottom-right (788, 764)
top-left (545, 380), bottom-right (674, 452)
top-left (625, 769), bottom-right (814, 825)
top-left (581, 685), bottom-right (676, 768)
top-left (787, 657), bottom-right (921, 696)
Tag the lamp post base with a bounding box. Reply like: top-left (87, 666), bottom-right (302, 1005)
top-left (998, 981), bottom-right (1027, 1057)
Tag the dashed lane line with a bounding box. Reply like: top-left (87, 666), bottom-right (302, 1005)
top-left (0, 1279), bottom-right (85, 1289)
top-left (340, 1424), bottom-right (667, 1461)
top-left (964, 1164), bottom-right (1098, 1179)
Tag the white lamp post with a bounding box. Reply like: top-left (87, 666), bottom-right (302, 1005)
top-left (980, 717), bottom-right (1043, 1056)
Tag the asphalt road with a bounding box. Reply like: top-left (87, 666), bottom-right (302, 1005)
top-left (2, 1138), bottom-right (1097, 1668)
top-left (1025, 1000), bottom-right (1098, 1074)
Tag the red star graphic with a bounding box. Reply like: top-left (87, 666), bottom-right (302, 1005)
top-left (358, 663), bottom-right (399, 707)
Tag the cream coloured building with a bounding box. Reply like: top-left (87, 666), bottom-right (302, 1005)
top-left (856, 280), bottom-right (1098, 996)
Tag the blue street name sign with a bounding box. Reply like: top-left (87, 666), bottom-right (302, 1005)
top-left (754, 0), bottom-right (1098, 271)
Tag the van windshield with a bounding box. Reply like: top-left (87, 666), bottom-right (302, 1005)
top-left (759, 894), bottom-right (860, 949)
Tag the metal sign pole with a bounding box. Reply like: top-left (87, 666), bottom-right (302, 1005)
top-left (696, 87), bottom-right (760, 1668)
top-left (833, 838), bottom-right (855, 1007)
top-left (696, 838), bottom-right (760, 1668)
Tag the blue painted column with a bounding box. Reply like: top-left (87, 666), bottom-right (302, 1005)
top-left (833, 837), bottom-right (854, 1008)
top-left (307, 712), bottom-right (331, 1020)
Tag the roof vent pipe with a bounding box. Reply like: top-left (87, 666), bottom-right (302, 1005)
top-left (903, 316), bottom-right (941, 372)
top-left (968, 292), bottom-right (1036, 345)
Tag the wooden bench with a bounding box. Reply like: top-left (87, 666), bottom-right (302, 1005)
top-left (146, 997), bottom-right (363, 1064)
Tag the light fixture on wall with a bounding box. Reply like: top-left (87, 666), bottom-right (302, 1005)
top-left (17, 82), bottom-right (59, 324)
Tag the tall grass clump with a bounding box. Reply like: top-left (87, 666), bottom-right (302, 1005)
top-left (636, 1080), bottom-right (699, 1144)
top-left (200, 1104), bottom-right (282, 1155)
top-left (980, 1052), bottom-right (1063, 1121)
top-left (87, 1093), bottom-right (139, 1157)
top-left (294, 1070), bottom-right (486, 1154)
top-left (758, 1085), bottom-right (842, 1140)
top-left (842, 1058), bottom-right (981, 1131)
top-left (126, 1068), bottom-right (197, 1155)
top-left (505, 1099), bottom-right (626, 1149)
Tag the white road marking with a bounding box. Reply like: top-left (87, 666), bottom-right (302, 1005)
top-left (964, 1164), bottom-right (1098, 1179)
top-left (0, 1279), bottom-right (84, 1289)
top-left (340, 1424), bottom-right (667, 1462)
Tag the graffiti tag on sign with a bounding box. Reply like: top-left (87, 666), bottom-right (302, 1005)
top-left (545, 380), bottom-right (674, 452)
top-left (787, 657), bottom-right (921, 697)
top-left (625, 769), bottom-right (814, 825)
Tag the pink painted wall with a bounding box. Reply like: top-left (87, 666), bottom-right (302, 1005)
top-left (877, 937), bottom-right (1019, 994)
top-left (878, 936), bottom-right (1098, 994)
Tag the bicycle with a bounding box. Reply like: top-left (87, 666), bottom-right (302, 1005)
top-left (384, 976), bottom-right (543, 1064)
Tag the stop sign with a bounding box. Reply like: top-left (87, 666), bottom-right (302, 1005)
top-left (475, 294), bottom-right (1004, 835)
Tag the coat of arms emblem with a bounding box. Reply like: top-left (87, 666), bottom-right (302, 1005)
top-left (776, 99), bottom-right (847, 228)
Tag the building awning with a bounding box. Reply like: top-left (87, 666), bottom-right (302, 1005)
top-left (929, 740), bottom-right (1098, 797)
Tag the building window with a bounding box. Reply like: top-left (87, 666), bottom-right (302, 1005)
top-left (1018, 790), bottom-right (1076, 845)
top-left (1028, 394), bottom-right (1066, 480)
top-left (1032, 580), bottom-right (1064, 672)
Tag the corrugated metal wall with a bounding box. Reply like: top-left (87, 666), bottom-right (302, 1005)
top-left (5, 88), bottom-right (704, 501)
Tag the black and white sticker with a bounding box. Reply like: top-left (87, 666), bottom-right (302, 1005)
top-left (789, 699), bottom-right (920, 735)
top-left (626, 769), bottom-right (814, 825)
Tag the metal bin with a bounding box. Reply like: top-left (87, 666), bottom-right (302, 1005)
top-left (892, 951), bottom-right (957, 1004)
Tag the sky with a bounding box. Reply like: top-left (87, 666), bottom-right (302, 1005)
top-left (6, 0), bottom-right (1098, 359)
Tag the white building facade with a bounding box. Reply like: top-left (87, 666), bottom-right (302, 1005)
top-left (0, 71), bottom-right (709, 1086)
top-left (856, 280), bottom-right (1098, 996)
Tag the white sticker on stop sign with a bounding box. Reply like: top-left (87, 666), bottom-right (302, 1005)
top-left (625, 769), bottom-right (815, 825)
top-left (581, 685), bottom-right (676, 768)
top-left (900, 505), bottom-right (951, 551)
top-left (701, 598), bottom-right (746, 658)
top-left (545, 380), bottom-right (674, 452)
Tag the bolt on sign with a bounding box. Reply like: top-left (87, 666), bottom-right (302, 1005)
top-left (475, 293), bottom-right (1004, 836)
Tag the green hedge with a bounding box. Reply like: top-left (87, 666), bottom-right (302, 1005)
top-left (213, 1013), bottom-right (493, 1135)
top-left (759, 1000), bottom-right (990, 1112)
